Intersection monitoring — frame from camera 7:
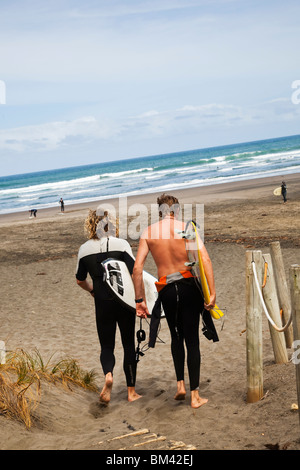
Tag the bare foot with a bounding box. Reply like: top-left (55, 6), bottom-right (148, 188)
top-left (127, 387), bottom-right (142, 402)
top-left (174, 391), bottom-right (186, 400)
top-left (174, 380), bottom-right (186, 401)
top-left (191, 390), bottom-right (208, 409)
top-left (100, 373), bottom-right (113, 404)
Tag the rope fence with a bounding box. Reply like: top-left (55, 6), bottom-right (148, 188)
top-left (252, 259), bottom-right (293, 333)
top-left (246, 243), bottom-right (300, 423)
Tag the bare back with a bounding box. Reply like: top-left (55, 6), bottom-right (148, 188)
top-left (143, 217), bottom-right (190, 278)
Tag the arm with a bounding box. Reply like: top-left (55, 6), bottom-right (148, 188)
top-left (76, 279), bottom-right (94, 297)
top-left (76, 253), bottom-right (94, 296)
top-left (132, 235), bottom-right (150, 318)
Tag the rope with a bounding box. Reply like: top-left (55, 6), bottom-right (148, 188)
top-left (252, 260), bottom-right (293, 332)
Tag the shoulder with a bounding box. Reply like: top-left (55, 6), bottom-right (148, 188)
top-left (77, 239), bottom-right (100, 259)
top-left (108, 236), bottom-right (133, 254)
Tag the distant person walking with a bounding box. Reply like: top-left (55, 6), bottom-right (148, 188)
top-left (59, 198), bottom-right (65, 212)
top-left (281, 181), bottom-right (287, 203)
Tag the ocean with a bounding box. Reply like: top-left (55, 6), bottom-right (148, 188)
top-left (1, 134), bottom-right (300, 215)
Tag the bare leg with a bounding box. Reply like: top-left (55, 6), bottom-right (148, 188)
top-left (127, 387), bottom-right (142, 402)
top-left (100, 372), bottom-right (113, 404)
top-left (191, 389), bottom-right (208, 409)
top-left (174, 380), bottom-right (186, 400)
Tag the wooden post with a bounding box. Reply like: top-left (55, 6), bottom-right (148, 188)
top-left (246, 250), bottom-right (263, 403)
top-left (290, 265), bottom-right (300, 426)
top-left (262, 254), bottom-right (288, 364)
top-left (270, 241), bottom-right (293, 348)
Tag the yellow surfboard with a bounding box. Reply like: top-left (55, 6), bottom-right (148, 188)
top-left (184, 220), bottom-right (224, 320)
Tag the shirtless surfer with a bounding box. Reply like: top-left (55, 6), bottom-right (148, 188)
top-left (132, 194), bottom-right (216, 409)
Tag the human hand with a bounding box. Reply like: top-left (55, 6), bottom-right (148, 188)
top-left (204, 293), bottom-right (216, 311)
top-left (136, 301), bottom-right (150, 318)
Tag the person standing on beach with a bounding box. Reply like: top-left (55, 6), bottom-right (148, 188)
top-left (59, 198), bottom-right (65, 212)
top-left (132, 194), bottom-right (216, 409)
top-left (76, 210), bottom-right (141, 404)
top-left (281, 181), bottom-right (287, 203)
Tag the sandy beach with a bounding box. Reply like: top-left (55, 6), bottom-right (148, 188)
top-left (1, 173), bottom-right (300, 451)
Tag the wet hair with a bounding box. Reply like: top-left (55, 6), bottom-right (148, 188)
top-left (84, 210), bottom-right (119, 239)
top-left (157, 193), bottom-right (180, 218)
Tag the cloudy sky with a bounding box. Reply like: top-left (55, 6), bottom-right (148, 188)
top-left (0, 0), bottom-right (299, 176)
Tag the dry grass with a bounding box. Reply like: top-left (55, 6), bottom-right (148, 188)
top-left (0, 348), bottom-right (98, 428)
top-left (0, 371), bottom-right (38, 428)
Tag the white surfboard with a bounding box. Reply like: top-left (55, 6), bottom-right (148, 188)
top-left (102, 259), bottom-right (164, 317)
top-left (273, 187), bottom-right (282, 196)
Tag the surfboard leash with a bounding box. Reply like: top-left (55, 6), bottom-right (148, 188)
top-left (135, 318), bottom-right (146, 363)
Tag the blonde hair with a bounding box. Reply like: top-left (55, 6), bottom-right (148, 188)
top-left (84, 210), bottom-right (119, 239)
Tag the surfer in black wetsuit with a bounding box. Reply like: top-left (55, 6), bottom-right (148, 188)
top-left (281, 181), bottom-right (287, 203)
top-left (59, 198), bottom-right (65, 212)
top-left (76, 210), bottom-right (141, 404)
top-left (133, 194), bottom-right (217, 409)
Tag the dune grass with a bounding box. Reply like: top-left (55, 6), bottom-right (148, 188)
top-left (0, 371), bottom-right (37, 429)
top-left (0, 348), bottom-right (98, 428)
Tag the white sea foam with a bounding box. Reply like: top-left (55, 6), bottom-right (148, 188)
top-left (0, 174), bottom-right (101, 195)
top-left (100, 167), bottom-right (153, 179)
top-left (0, 167), bottom-right (155, 199)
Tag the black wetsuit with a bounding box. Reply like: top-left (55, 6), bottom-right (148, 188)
top-left (76, 237), bottom-right (137, 387)
top-left (149, 273), bottom-right (219, 391)
top-left (159, 278), bottom-right (204, 391)
top-left (281, 183), bottom-right (287, 202)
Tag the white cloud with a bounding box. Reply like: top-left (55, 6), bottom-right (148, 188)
top-left (1, 98), bottom-right (299, 153)
top-left (122, 99), bottom-right (300, 141)
top-left (0, 116), bottom-right (101, 152)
